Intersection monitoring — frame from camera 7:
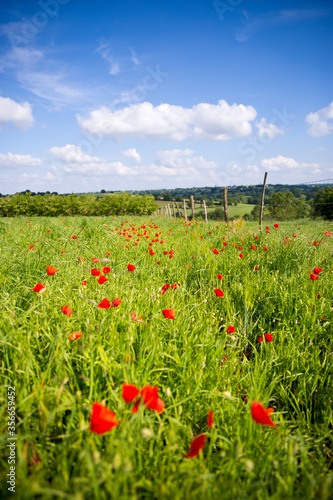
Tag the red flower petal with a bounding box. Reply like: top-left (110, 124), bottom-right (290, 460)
top-left (313, 267), bottom-right (322, 275)
top-left (98, 275), bottom-right (108, 284)
top-left (32, 283), bottom-right (46, 293)
top-left (69, 332), bottom-right (83, 341)
top-left (214, 289), bottom-right (224, 298)
top-left (207, 410), bottom-right (214, 429)
top-left (162, 308), bottom-right (175, 319)
top-left (98, 298), bottom-right (111, 309)
top-left (226, 325), bottom-right (235, 333)
top-left (61, 305), bottom-right (73, 317)
top-left (127, 264), bottom-right (136, 272)
top-left (264, 333), bottom-right (273, 342)
top-left (102, 266), bottom-right (111, 274)
top-left (91, 268), bottom-right (100, 276)
top-left (47, 265), bottom-right (58, 275)
top-left (122, 383), bottom-right (139, 403)
top-left (90, 402), bottom-right (120, 434)
top-left (112, 298), bottom-right (122, 307)
top-left (251, 401), bottom-right (277, 428)
top-left (184, 434), bottom-right (206, 458)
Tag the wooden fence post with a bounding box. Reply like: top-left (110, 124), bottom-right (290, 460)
top-left (190, 195), bottom-right (195, 220)
top-left (259, 172), bottom-right (268, 230)
top-left (183, 199), bottom-right (187, 220)
top-left (176, 202), bottom-right (181, 218)
top-left (203, 199), bottom-right (208, 224)
top-left (172, 203), bottom-right (176, 217)
top-left (223, 187), bottom-right (229, 223)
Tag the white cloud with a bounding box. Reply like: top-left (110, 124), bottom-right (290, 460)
top-left (306, 101), bottom-right (333, 137)
top-left (0, 152), bottom-right (41, 168)
top-left (77, 100), bottom-right (257, 141)
top-left (255, 117), bottom-right (285, 139)
top-left (129, 47), bottom-right (140, 65)
top-left (62, 161), bottom-right (135, 176)
top-left (49, 144), bottom-right (102, 163)
top-left (0, 96), bottom-right (34, 130)
top-left (261, 155), bottom-right (319, 171)
top-left (122, 148), bottom-right (141, 162)
top-left (96, 41), bottom-right (121, 75)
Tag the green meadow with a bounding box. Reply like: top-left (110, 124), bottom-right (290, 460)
top-left (0, 216), bottom-right (332, 500)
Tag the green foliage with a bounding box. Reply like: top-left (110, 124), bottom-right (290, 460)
top-left (312, 186), bottom-right (333, 220)
top-left (267, 191), bottom-right (310, 220)
top-left (0, 192), bottom-right (157, 217)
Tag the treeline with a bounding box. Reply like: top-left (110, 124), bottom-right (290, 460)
top-left (0, 192), bottom-right (157, 217)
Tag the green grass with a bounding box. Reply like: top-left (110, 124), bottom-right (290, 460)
top-left (0, 216), bottom-right (332, 499)
top-left (154, 200), bottom-right (255, 219)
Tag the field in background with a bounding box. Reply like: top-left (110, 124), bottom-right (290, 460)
top-left (154, 200), bottom-right (256, 218)
top-left (0, 216), bottom-right (332, 499)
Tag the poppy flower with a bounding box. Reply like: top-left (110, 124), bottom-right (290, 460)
top-left (91, 269), bottom-right (100, 276)
top-left (127, 264), bottom-right (136, 272)
top-left (61, 305), bottom-right (73, 317)
top-left (162, 309), bottom-right (175, 319)
top-left (171, 283), bottom-right (180, 289)
top-left (105, 252), bottom-right (111, 256)
top-left (102, 266), bottom-right (111, 274)
top-left (258, 336), bottom-right (263, 343)
top-left (217, 274), bottom-right (224, 280)
top-left (310, 274), bottom-right (318, 281)
top-left (251, 401), bottom-right (277, 428)
top-left (161, 284), bottom-right (170, 295)
top-left (263, 247), bottom-right (268, 251)
top-left (28, 244), bottom-right (35, 251)
top-left (207, 410), bottom-right (214, 429)
top-left (211, 248), bottom-right (219, 254)
top-left (274, 223), bottom-right (279, 228)
top-left (226, 325), bottom-right (235, 333)
top-left (122, 383), bottom-right (140, 403)
top-left (81, 280), bottom-right (87, 286)
top-left (313, 267), bottom-right (322, 275)
top-left (264, 333), bottom-right (273, 342)
top-left (98, 275), bottom-right (108, 284)
top-left (91, 258), bottom-right (99, 263)
top-left (32, 283), bottom-right (46, 293)
top-left (239, 253), bottom-right (243, 258)
top-left (184, 434), bottom-right (206, 458)
top-left (98, 298), bottom-right (111, 309)
top-left (131, 312), bottom-right (143, 323)
top-left (140, 385), bottom-right (165, 413)
top-left (90, 402), bottom-right (120, 434)
top-left (214, 289), bottom-right (224, 298)
top-left (69, 332), bottom-right (83, 341)
top-left (324, 231), bottom-right (332, 237)
top-left (112, 298), bottom-right (122, 307)
top-left (250, 245), bottom-right (257, 250)
top-left (255, 266), bottom-right (259, 270)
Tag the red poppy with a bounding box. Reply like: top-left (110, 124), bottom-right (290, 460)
top-left (162, 308), bottom-right (175, 319)
top-left (266, 226), bottom-right (269, 230)
top-left (324, 231), bottom-right (332, 237)
top-left (32, 283), bottom-right (46, 293)
top-left (127, 264), bottom-right (136, 272)
top-left (255, 266), bottom-right (259, 270)
top-left (131, 312), bottom-right (143, 323)
top-left (263, 247), bottom-right (268, 251)
top-left (313, 267), bottom-right (322, 275)
top-left (122, 383), bottom-right (140, 403)
top-left (69, 332), bottom-right (83, 341)
top-left (258, 336), bottom-right (263, 343)
top-left (112, 298), bottom-right (122, 307)
top-left (105, 252), bottom-right (111, 256)
top-left (251, 401), bottom-right (277, 428)
top-left (90, 402), bottom-right (120, 434)
top-left (184, 434), bottom-right (207, 458)
top-left (98, 275), bottom-right (108, 284)
top-left (217, 274), bottom-right (224, 280)
top-left (28, 244), bottom-right (35, 251)
top-left (91, 269), bottom-right (100, 276)
top-left (207, 410), bottom-right (214, 429)
top-left (211, 248), bottom-right (219, 254)
top-left (239, 253), bottom-right (243, 258)
top-left (98, 298), bottom-right (111, 309)
top-left (61, 305), bottom-right (73, 317)
top-left (274, 223), bottom-right (279, 228)
top-left (250, 245), bottom-right (257, 250)
top-left (102, 266), bottom-right (111, 274)
top-left (82, 280), bottom-right (87, 286)
top-left (161, 283), bottom-right (170, 295)
top-left (91, 258), bottom-right (99, 263)
top-left (140, 385), bottom-right (165, 413)
top-left (226, 325), bottom-right (235, 333)
top-left (317, 294), bottom-right (321, 299)
top-left (265, 333), bottom-right (273, 342)
top-left (171, 283), bottom-right (180, 289)
top-left (214, 289), bottom-right (224, 298)
top-left (310, 274), bottom-right (318, 281)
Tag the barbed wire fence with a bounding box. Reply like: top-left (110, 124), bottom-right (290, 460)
top-left (152, 175), bottom-right (333, 226)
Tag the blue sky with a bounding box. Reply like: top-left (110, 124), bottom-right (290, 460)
top-left (0, 0), bottom-right (332, 194)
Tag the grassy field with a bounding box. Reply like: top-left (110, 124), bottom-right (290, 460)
top-left (0, 216), bottom-right (332, 499)
top-left (154, 201), bottom-right (255, 219)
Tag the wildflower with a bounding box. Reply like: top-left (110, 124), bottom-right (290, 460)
top-left (265, 333), bottom-right (273, 342)
top-left (91, 258), bottom-right (99, 262)
top-left (28, 244), bottom-right (35, 251)
top-left (310, 274), bottom-right (318, 281)
top-left (69, 332), bottom-right (83, 341)
top-left (131, 312), bottom-right (143, 323)
top-left (162, 308), bottom-right (175, 319)
top-left (32, 283), bottom-right (46, 293)
top-left (251, 401), bottom-right (277, 428)
top-left (171, 283), bottom-right (180, 289)
top-left (140, 385), bottom-right (165, 413)
top-left (324, 231), bottom-right (332, 237)
top-left (207, 410), bottom-right (214, 429)
top-left (98, 298), bottom-right (111, 309)
top-left (91, 269), bottom-right (100, 276)
top-left (161, 284), bottom-right (170, 295)
top-left (313, 267), bottom-right (322, 275)
top-left (264, 247), bottom-right (268, 251)
top-left (255, 266), bottom-right (259, 270)
top-left (90, 402), bottom-right (120, 434)
top-left (258, 336), bottom-right (263, 343)
top-left (98, 275), bottom-right (108, 284)
top-left (127, 264), bottom-right (136, 272)
top-left (184, 434), bottom-right (206, 458)
top-left (61, 305), bottom-right (73, 317)
top-left (217, 274), bottom-right (224, 280)
top-left (102, 266), bottom-right (111, 274)
top-left (250, 245), bottom-right (257, 250)
top-left (122, 383), bottom-right (140, 403)
top-left (81, 280), bottom-right (87, 286)
top-left (105, 252), bottom-right (111, 255)
top-left (226, 325), bottom-right (235, 333)
top-left (112, 298), bottom-right (122, 307)
top-left (239, 253), bottom-right (243, 258)
top-left (214, 289), bottom-right (224, 298)
top-left (274, 223), bottom-right (279, 228)
top-left (211, 248), bottom-right (219, 254)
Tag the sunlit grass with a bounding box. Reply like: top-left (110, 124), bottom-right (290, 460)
top-left (0, 216), bottom-right (332, 499)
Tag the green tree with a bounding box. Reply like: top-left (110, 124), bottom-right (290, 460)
top-left (267, 191), bottom-right (310, 220)
top-left (312, 186), bottom-right (333, 220)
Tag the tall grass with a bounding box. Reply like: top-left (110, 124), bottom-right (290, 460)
top-left (0, 216), bottom-right (332, 499)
